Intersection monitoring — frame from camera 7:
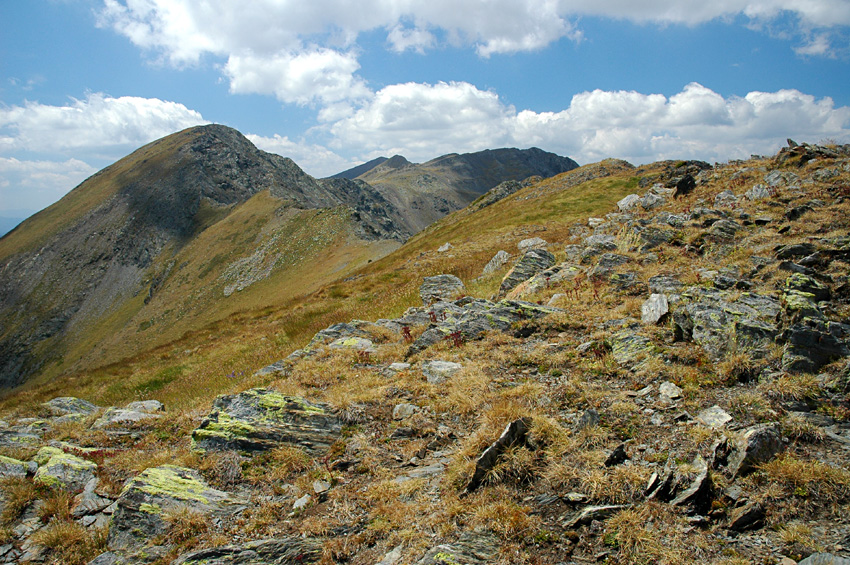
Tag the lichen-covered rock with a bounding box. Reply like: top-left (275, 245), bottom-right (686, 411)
top-left (610, 330), bottom-right (655, 368)
top-left (617, 193), bottom-right (640, 211)
top-left (781, 318), bottom-right (850, 373)
top-left (108, 465), bottom-right (248, 552)
top-left (175, 536), bottom-right (322, 564)
top-left (93, 407), bottom-right (162, 429)
top-left (192, 389), bottom-right (342, 455)
top-left (420, 274), bottom-right (466, 305)
top-left (0, 454), bottom-right (30, 478)
top-left (328, 336), bottom-right (375, 352)
top-left (783, 290), bottom-right (823, 324)
top-left (785, 273), bottom-right (830, 302)
top-left (33, 446), bottom-right (96, 492)
top-left (506, 262), bottom-right (584, 299)
top-left (416, 531), bottom-right (499, 565)
top-left (41, 397), bottom-right (99, 417)
top-left (497, 249), bottom-right (555, 298)
top-left (708, 219), bottom-right (742, 241)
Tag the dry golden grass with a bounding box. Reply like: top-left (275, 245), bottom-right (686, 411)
top-left (0, 477), bottom-right (40, 525)
top-left (751, 453), bottom-right (850, 519)
top-left (759, 372), bottom-right (820, 401)
top-left (29, 521), bottom-right (107, 565)
top-left (604, 503), bottom-right (691, 564)
top-left (38, 488), bottom-right (73, 523)
top-left (162, 507), bottom-right (210, 548)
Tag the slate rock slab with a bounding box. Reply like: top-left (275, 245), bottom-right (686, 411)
top-left (498, 249), bottom-right (555, 298)
top-left (192, 389), bottom-right (342, 455)
top-left (108, 465), bottom-right (248, 552)
top-left (0, 455), bottom-right (31, 479)
top-left (416, 531), bottom-right (499, 565)
top-left (481, 250), bottom-right (511, 276)
top-left (642, 293), bottom-right (669, 325)
top-left (41, 397), bottom-right (99, 417)
top-left (93, 408), bottom-right (162, 429)
top-left (729, 424), bottom-right (784, 478)
top-left (33, 446), bottom-right (97, 492)
top-left (782, 318), bottom-right (850, 373)
top-left (420, 274), bottom-right (466, 305)
top-left (465, 418), bottom-right (530, 493)
top-left (175, 537), bottom-right (322, 564)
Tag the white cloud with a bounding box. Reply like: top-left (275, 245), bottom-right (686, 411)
top-left (325, 81), bottom-right (850, 165)
top-left (224, 49), bottom-right (371, 105)
top-left (0, 158), bottom-right (97, 212)
top-left (246, 133), bottom-right (359, 178)
top-left (387, 25), bottom-right (436, 54)
top-left (0, 93), bottom-right (207, 157)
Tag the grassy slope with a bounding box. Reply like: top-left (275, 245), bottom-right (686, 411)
top-left (0, 161), bottom-right (642, 412)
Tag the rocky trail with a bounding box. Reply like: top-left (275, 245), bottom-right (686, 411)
top-left (1, 141), bottom-right (850, 564)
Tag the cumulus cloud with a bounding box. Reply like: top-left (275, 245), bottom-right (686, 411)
top-left (326, 81), bottom-right (850, 165)
top-left (0, 158), bottom-right (97, 212)
top-left (246, 133), bottom-right (359, 178)
top-left (224, 49), bottom-right (371, 105)
top-left (0, 93), bottom-right (207, 156)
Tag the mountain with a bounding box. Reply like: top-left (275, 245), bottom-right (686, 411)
top-left (356, 147), bottom-right (579, 233)
top-left (328, 156), bottom-right (388, 179)
top-left (0, 215), bottom-right (31, 237)
top-left (0, 124), bottom-right (411, 389)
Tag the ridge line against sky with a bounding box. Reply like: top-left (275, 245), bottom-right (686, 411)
top-left (1, 0), bottom-right (850, 217)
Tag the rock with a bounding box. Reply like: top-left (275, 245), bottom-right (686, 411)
top-left (292, 494), bottom-right (311, 511)
top-left (124, 400), bottom-right (165, 413)
top-left (798, 555), bottom-right (850, 565)
top-left (42, 397), bottom-right (99, 417)
top-left (781, 318), bottom-right (850, 374)
top-left (192, 389), bottom-right (342, 455)
top-left (641, 192), bottom-right (665, 210)
top-left (175, 537), bottom-right (322, 565)
top-left (786, 205), bottom-right (813, 222)
top-left (696, 405), bottom-right (733, 428)
top-left (422, 360), bottom-right (463, 384)
top-left (673, 174), bottom-right (696, 198)
top-left (728, 502), bottom-right (765, 532)
top-left (377, 545), bottom-right (404, 565)
top-left (776, 243), bottom-right (816, 261)
top-left (93, 407), bottom-right (162, 429)
top-left (604, 444), bottom-right (629, 467)
top-left (481, 250), bottom-right (511, 275)
top-left (746, 184), bottom-right (772, 200)
top-left (641, 294), bottom-right (669, 325)
top-left (610, 272), bottom-right (647, 296)
top-left (420, 275), bottom-right (465, 305)
top-left (498, 249), bottom-right (556, 298)
top-left (312, 479), bottom-right (330, 495)
top-left (0, 455), bottom-right (30, 479)
top-left (328, 336), bottom-right (375, 352)
top-left (387, 362), bottom-right (411, 372)
top-left (577, 409), bottom-right (600, 430)
top-left (728, 424), bottom-right (784, 478)
top-left (108, 465), bottom-right (248, 552)
top-left (517, 237), bottom-right (548, 251)
top-left (564, 505), bottom-right (630, 527)
top-left (714, 190), bottom-right (738, 207)
top-left (708, 219), bottom-right (742, 241)
top-left (648, 274), bottom-right (683, 295)
top-left (393, 403), bottom-right (418, 420)
top-left (437, 242), bottom-right (453, 252)
top-left (611, 330), bottom-right (655, 368)
top-left (617, 194), bottom-right (641, 211)
top-left (87, 552), bottom-right (124, 565)
top-left (785, 274), bottom-right (830, 302)
top-left (465, 417), bottom-right (530, 493)
top-left (670, 455), bottom-right (713, 513)
top-left (33, 446), bottom-right (97, 493)
top-left (72, 478), bottom-right (112, 517)
top-left (659, 381), bottom-right (683, 400)
top-left (416, 532), bottom-right (499, 565)
top-left (783, 290), bottom-right (822, 324)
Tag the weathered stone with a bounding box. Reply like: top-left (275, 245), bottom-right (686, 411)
top-left (728, 502), bottom-right (765, 532)
top-left (387, 362), bottom-right (411, 372)
top-left (577, 409), bottom-right (600, 430)
top-left (422, 360), bottom-right (463, 384)
top-left (33, 446), bottom-right (97, 493)
top-left (42, 397), bottom-right (99, 417)
top-left (420, 275), bottom-right (466, 305)
top-left (648, 274), bottom-right (683, 295)
top-left (714, 190), bottom-right (738, 207)
top-left (611, 331), bottom-right (655, 368)
top-left (517, 237), bottom-right (548, 251)
top-left (642, 294), bottom-right (669, 325)
top-left (93, 408), bottom-right (162, 429)
top-left (728, 424), bottom-right (784, 478)
top-left (393, 403), bottom-right (418, 420)
top-left (745, 184), bottom-right (772, 200)
top-left (0, 455), bottom-right (29, 479)
top-left (785, 273), bottom-right (830, 302)
top-left (481, 250), bottom-right (511, 275)
top-left (786, 205), bottom-right (813, 221)
top-left (670, 455), bottom-right (713, 514)
top-left (465, 418), bottom-right (530, 493)
top-left (604, 444), bottom-right (629, 467)
top-left (617, 194), bottom-right (641, 211)
top-left (798, 554), bottom-right (850, 565)
top-left (72, 478), bottom-right (111, 517)
top-left (564, 505), bottom-right (630, 527)
top-left (328, 336), bottom-right (375, 352)
top-left (696, 405), bottom-right (733, 428)
top-left (124, 400), bottom-right (165, 414)
top-left (192, 389), bottom-right (342, 455)
top-left (498, 249), bottom-right (555, 298)
top-left (416, 532), bottom-right (499, 565)
top-left (708, 219), bottom-right (742, 241)
top-left (437, 242), bottom-right (453, 252)
top-left (781, 318), bottom-right (850, 373)
top-left (641, 192), bottom-right (665, 210)
top-left (108, 465), bottom-right (247, 552)
top-left (176, 536), bottom-right (323, 565)
top-left (659, 381), bottom-right (683, 400)
top-left (775, 243), bottom-right (816, 261)
top-left (292, 494), bottom-right (311, 511)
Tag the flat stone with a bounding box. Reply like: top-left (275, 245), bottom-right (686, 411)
top-left (481, 250), bottom-right (511, 275)
top-left (498, 249), bottom-right (556, 298)
top-left (422, 360), bottom-right (463, 384)
top-left (420, 274), bottom-right (466, 305)
top-left (729, 424), bottom-right (784, 478)
top-left (124, 400), bottom-right (165, 414)
top-left (0, 455), bottom-right (29, 479)
top-left (564, 505), bottom-right (629, 527)
top-left (696, 405), bottom-right (733, 428)
top-left (392, 403), bottom-right (418, 420)
top-left (798, 554), bottom-right (850, 565)
top-left (42, 397), bottom-right (99, 417)
top-left (617, 194), bottom-right (641, 212)
top-left (93, 408), bottom-right (161, 429)
top-left (437, 242), bottom-right (453, 252)
top-left (387, 362), bottom-right (411, 372)
top-left (175, 537), bottom-right (322, 565)
top-left (33, 446), bottom-right (97, 493)
top-left (659, 381), bottom-right (683, 400)
top-left (517, 237), bottom-right (548, 251)
top-left (416, 532), bottom-right (499, 565)
top-left (641, 293), bottom-right (669, 325)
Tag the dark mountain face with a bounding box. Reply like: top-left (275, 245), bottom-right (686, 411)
top-left (0, 125), bottom-right (408, 389)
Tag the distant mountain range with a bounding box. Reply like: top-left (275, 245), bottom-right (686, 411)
top-left (0, 124), bottom-right (578, 389)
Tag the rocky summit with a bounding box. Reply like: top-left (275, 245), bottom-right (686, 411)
top-left (0, 139), bottom-right (849, 565)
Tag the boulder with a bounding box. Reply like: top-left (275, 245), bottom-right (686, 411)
top-left (420, 274), bottom-right (466, 305)
top-left (610, 330), bottom-right (655, 368)
top-left (93, 407), bottom-right (162, 429)
top-left (481, 250), bottom-right (511, 275)
top-left (708, 219), bottom-right (742, 241)
top-left (785, 273), bottom-right (830, 302)
top-left (728, 502), bottom-right (765, 532)
top-left (745, 184), bottom-right (772, 200)
top-left (465, 418), bottom-right (530, 493)
top-left (714, 190), bottom-right (739, 207)
top-left (125, 400), bottom-right (165, 413)
top-left (33, 446), bottom-right (97, 492)
top-left (781, 318), bottom-right (850, 373)
top-left (192, 389), bottom-right (342, 455)
top-left (641, 294), bottom-right (669, 325)
top-left (422, 360), bottom-right (463, 384)
top-left (728, 424), bottom-right (784, 478)
top-left (416, 532), bottom-right (499, 565)
top-left (498, 250), bottom-right (556, 298)
top-left (0, 455), bottom-right (30, 479)
top-left (641, 192), bottom-right (665, 210)
top-left (517, 237), bottom-right (548, 251)
top-left (41, 397), bottom-right (99, 417)
top-left (108, 465), bottom-right (248, 552)
top-left (617, 194), bottom-right (641, 211)
top-left (175, 537), bottom-right (322, 565)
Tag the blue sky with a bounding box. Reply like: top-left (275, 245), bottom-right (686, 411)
top-left (2, 0), bottom-right (850, 217)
